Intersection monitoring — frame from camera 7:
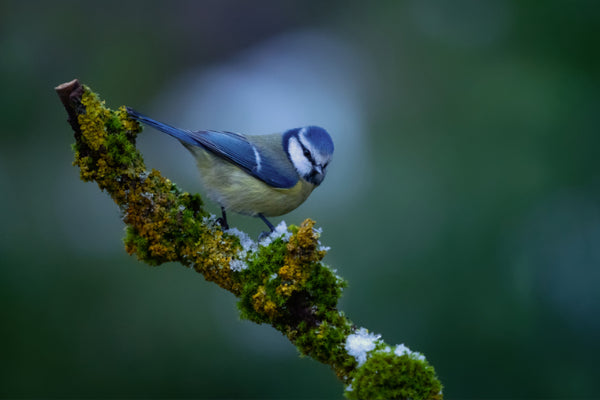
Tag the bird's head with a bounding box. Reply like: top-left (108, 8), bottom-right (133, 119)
top-left (283, 126), bottom-right (334, 186)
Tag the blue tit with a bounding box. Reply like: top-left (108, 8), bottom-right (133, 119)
top-left (126, 108), bottom-right (334, 231)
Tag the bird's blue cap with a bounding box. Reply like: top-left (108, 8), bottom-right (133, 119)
top-left (303, 126), bottom-right (334, 155)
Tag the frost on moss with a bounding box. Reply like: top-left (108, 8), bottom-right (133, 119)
top-left (57, 80), bottom-right (443, 399)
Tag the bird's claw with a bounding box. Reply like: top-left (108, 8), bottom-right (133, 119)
top-left (258, 231), bottom-right (271, 241)
top-left (216, 217), bottom-right (229, 230)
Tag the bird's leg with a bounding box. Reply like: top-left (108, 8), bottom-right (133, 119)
top-left (258, 214), bottom-right (275, 232)
top-left (258, 214), bottom-right (275, 239)
top-left (217, 206), bottom-right (229, 230)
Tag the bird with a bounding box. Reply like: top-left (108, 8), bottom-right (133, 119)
top-left (126, 107), bottom-right (334, 232)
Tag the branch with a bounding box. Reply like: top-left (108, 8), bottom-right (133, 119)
top-left (55, 79), bottom-right (443, 400)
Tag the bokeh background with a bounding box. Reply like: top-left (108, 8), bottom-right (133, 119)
top-left (2, 0), bottom-right (599, 398)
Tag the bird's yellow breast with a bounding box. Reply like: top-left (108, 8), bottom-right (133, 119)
top-left (188, 146), bottom-right (315, 217)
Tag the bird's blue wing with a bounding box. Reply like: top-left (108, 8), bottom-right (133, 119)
top-left (186, 130), bottom-right (298, 189)
top-left (126, 107), bottom-right (297, 189)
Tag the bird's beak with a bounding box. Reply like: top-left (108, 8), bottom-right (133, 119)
top-left (308, 165), bottom-right (325, 185)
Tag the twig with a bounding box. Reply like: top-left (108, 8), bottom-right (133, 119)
top-left (55, 79), bottom-right (443, 400)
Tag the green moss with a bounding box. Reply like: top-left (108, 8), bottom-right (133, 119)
top-left (291, 310), bottom-right (356, 380)
top-left (123, 226), bottom-right (153, 263)
top-left (237, 236), bottom-right (290, 323)
top-left (305, 263), bottom-right (346, 310)
top-left (346, 351), bottom-right (443, 400)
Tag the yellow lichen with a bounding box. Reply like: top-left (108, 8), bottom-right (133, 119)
top-left (274, 219), bottom-right (324, 298)
top-left (276, 263), bottom-right (309, 297)
top-left (77, 92), bottom-right (111, 152)
top-left (117, 106), bottom-right (140, 133)
top-left (252, 285), bottom-right (279, 319)
top-left (287, 219), bottom-right (327, 261)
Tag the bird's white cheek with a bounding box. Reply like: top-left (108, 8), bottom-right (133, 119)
top-left (287, 137), bottom-right (312, 176)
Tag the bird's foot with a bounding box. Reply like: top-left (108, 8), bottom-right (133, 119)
top-left (258, 230), bottom-right (271, 241)
top-left (216, 217), bottom-right (229, 230)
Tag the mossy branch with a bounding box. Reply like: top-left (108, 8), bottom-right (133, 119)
top-left (55, 79), bottom-right (443, 400)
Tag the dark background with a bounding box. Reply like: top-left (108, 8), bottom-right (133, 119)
top-left (1, 0), bottom-right (599, 398)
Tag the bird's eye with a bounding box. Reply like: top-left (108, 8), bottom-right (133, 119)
top-left (303, 148), bottom-right (311, 158)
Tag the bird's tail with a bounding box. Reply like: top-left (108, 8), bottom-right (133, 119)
top-left (126, 107), bottom-right (198, 146)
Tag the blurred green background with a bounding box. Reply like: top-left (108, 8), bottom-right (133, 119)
top-left (2, 0), bottom-right (600, 398)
